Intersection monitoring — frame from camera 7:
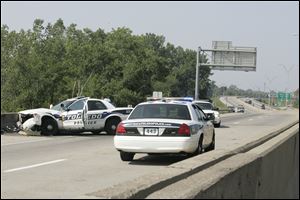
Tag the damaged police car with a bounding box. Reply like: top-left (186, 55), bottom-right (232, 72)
top-left (18, 97), bottom-right (132, 135)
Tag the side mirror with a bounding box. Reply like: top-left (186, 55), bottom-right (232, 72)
top-left (61, 103), bottom-right (69, 111)
top-left (205, 114), bottom-right (215, 121)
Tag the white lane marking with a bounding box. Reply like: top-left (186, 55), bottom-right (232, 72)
top-left (1, 139), bottom-right (52, 146)
top-left (2, 136), bottom-right (76, 146)
top-left (233, 122), bottom-right (240, 124)
top-left (248, 118), bottom-right (253, 121)
top-left (3, 159), bottom-right (67, 173)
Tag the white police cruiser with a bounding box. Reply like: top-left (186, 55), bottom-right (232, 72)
top-left (114, 100), bottom-right (215, 161)
top-left (193, 100), bottom-right (221, 128)
top-left (19, 96), bottom-right (132, 135)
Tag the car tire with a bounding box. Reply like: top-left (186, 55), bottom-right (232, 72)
top-left (41, 118), bottom-right (58, 136)
top-left (120, 152), bottom-right (135, 161)
top-left (214, 122), bottom-right (221, 128)
top-left (206, 132), bottom-right (215, 152)
top-left (92, 131), bottom-right (101, 135)
top-left (191, 136), bottom-right (203, 156)
top-left (105, 117), bottom-right (121, 135)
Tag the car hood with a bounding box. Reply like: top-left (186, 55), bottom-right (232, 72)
top-left (202, 110), bottom-right (219, 115)
top-left (19, 108), bottom-right (60, 115)
top-left (202, 110), bottom-right (214, 114)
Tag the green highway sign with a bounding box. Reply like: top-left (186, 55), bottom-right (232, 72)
top-left (277, 92), bottom-right (292, 101)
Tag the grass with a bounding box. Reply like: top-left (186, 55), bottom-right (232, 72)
top-left (211, 97), bottom-right (228, 112)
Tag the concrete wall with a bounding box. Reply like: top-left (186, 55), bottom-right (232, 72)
top-left (1, 113), bottom-right (19, 132)
top-left (196, 128), bottom-right (299, 199)
top-left (148, 125), bottom-right (299, 199)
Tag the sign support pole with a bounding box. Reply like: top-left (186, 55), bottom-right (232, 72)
top-left (195, 47), bottom-right (201, 100)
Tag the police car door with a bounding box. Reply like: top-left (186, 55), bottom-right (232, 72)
top-left (62, 99), bottom-right (85, 130)
top-left (193, 105), bottom-right (211, 147)
top-left (198, 108), bottom-right (214, 146)
top-left (84, 100), bottom-right (108, 131)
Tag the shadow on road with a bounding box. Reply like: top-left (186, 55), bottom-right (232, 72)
top-left (53, 132), bottom-right (112, 137)
top-left (129, 154), bottom-right (188, 166)
top-left (219, 125), bottom-right (230, 128)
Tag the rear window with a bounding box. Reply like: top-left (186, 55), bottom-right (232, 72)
top-left (128, 104), bottom-right (191, 120)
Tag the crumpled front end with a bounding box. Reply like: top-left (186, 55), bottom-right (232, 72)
top-left (18, 113), bottom-right (42, 136)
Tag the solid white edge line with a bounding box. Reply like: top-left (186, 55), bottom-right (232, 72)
top-left (3, 159), bottom-right (67, 173)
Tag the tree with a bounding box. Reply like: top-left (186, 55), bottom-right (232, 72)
top-left (1, 19), bottom-right (213, 111)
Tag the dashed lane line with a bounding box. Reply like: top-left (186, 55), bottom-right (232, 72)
top-left (3, 159), bottom-right (67, 173)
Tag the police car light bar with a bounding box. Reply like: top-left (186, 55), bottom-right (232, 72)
top-left (163, 97), bottom-right (194, 102)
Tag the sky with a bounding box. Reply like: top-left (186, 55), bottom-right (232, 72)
top-left (1, 1), bottom-right (299, 93)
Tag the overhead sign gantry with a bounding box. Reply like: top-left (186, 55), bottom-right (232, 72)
top-left (195, 41), bottom-right (257, 100)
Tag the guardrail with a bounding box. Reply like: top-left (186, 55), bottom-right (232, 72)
top-left (148, 124), bottom-right (299, 198)
top-left (1, 113), bottom-right (19, 133)
top-left (88, 120), bottom-right (299, 199)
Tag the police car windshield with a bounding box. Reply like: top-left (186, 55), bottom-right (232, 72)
top-left (195, 102), bottom-right (213, 110)
top-left (51, 100), bottom-right (76, 111)
top-left (129, 104), bottom-right (191, 120)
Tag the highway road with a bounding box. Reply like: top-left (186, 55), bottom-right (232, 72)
top-left (220, 96), bottom-right (271, 113)
top-left (1, 98), bottom-right (299, 198)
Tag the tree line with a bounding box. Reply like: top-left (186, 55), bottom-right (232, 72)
top-left (1, 18), bottom-right (212, 112)
top-left (211, 84), bottom-right (270, 98)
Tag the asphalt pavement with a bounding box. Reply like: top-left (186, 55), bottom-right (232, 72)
top-left (1, 98), bottom-right (299, 198)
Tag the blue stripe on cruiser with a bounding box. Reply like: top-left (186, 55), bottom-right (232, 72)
top-left (101, 112), bottom-right (112, 119)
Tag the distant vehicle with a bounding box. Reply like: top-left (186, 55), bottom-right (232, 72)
top-left (236, 105), bottom-right (245, 113)
top-left (18, 97), bottom-right (133, 135)
top-left (193, 100), bottom-right (221, 127)
top-left (227, 106), bottom-right (235, 113)
top-left (114, 100), bottom-right (215, 161)
top-left (245, 99), bottom-right (252, 104)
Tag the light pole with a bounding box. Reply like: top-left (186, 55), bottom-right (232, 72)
top-left (266, 76), bottom-right (277, 107)
top-left (264, 82), bottom-right (266, 100)
top-left (279, 64), bottom-right (294, 107)
top-left (255, 86), bottom-right (261, 100)
top-left (195, 47), bottom-right (201, 100)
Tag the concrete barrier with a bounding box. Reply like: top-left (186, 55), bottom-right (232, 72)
top-left (87, 121), bottom-right (299, 199)
top-left (1, 113), bottom-right (19, 133)
top-left (148, 124), bottom-right (299, 199)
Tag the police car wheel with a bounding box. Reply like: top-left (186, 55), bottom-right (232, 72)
top-left (206, 132), bottom-right (215, 152)
top-left (214, 122), bottom-right (221, 128)
top-left (120, 152), bottom-right (135, 161)
top-left (92, 131), bottom-right (101, 135)
top-left (41, 118), bottom-right (58, 136)
top-left (191, 136), bottom-right (203, 156)
top-left (105, 118), bottom-right (121, 135)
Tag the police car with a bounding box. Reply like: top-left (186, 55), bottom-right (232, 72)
top-left (114, 100), bottom-right (215, 161)
top-left (193, 100), bottom-right (221, 128)
top-left (19, 97), bottom-right (132, 135)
